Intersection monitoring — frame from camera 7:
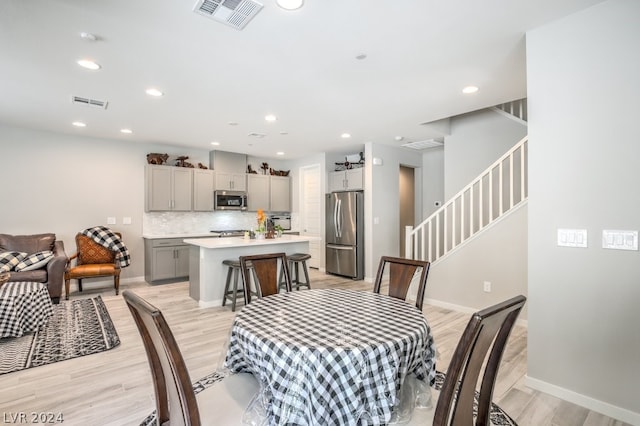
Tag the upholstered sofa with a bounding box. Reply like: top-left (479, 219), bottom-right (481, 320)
top-left (0, 233), bottom-right (67, 303)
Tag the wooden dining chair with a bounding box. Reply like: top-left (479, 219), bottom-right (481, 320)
top-left (122, 290), bottom-right (260, 425)
top-left (373, 256), bottom-right (430, 310)
top-left (240, 252), bottom-right (292, 304)
top-left (422, 295), bottom-right (526, 425)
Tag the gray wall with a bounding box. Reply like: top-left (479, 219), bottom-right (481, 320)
top-left (445, 109), bottom-right (527, 199)
top-left (366, 142), bottom-right (423, 281)
top-left (421, 146), bottom-right (444, 219)
top-left (425, 204), bottom-right (528, 318)
top-left (0, 123), bottom-right (209, 284)
top-left (527, 0), bottom-right (640, 421)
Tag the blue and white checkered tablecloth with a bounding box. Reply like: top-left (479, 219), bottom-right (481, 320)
top-left (0, 281), bottom-right (53, 338)
top-left (224, 288), bottom-right (436, 425)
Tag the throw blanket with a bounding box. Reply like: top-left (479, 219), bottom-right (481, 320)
top-left (81, 226), bottom-right (131, 268)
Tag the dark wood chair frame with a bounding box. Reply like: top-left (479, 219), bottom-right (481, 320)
top-left (240, 252), bottom-right (292, 304)
top-left (122, 290), bottom-right (201, 426)
top-left (373, 256), bottom-right (431, 310)
top-left (433, 295), bottom-right (526, 426)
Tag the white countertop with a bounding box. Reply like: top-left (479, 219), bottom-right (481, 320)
top-left (183, 234), bottom-right (319, 249)
top-left (143, 232), bottom-right (215, 239)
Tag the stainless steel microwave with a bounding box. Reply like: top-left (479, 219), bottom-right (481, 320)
top-left (214, 190), bottom-right (247, 211)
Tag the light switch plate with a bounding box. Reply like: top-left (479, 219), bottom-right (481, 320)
top-left (123, 217), bottom-right (132, 225)
top-left (107, 217), bottom-right (116, 225)
top-left (602, 230), bottom-right (638, 251)
top-left (557, 228), bottom-right (588, 248)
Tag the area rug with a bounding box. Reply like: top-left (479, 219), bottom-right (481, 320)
top-left (0, 296), bottom-right (120, 375)
top-left (139, 370), bottom-right (517, 425)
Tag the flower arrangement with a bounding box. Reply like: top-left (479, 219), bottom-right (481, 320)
top-left (256, 208), bottom-right (267, 233)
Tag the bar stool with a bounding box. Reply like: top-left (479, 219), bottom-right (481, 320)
top-left (222, 259), bottom-right (256, 311)
top-left (280, 253), bottom-right (311, 291)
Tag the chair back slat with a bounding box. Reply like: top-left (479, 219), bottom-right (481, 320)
top-left (123, 290), bottom-right (200, 426)
top-left (434, 295), bottom-right (526, 426)
top-left (373, 256), bottom-right (430, 310)
top-left (240, 253), bottom-right (291, 304)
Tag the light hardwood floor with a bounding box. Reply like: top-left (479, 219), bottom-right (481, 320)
top-left (0, 271), bottom-right (629, 426)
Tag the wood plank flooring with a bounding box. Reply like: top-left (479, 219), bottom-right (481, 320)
top-left (0, 271), bottom-right (630, 425)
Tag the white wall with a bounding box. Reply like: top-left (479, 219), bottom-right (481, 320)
top-left (445, 109), bottom-right (527, 199)
top-left (527, 0), bottom-right (640, 422)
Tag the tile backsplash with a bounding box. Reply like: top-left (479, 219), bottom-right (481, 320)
top-left (143, 211), bottom-right (259, 235)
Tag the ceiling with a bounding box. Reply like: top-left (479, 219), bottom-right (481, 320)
top-left (0, 0), bottom-right (604, 160)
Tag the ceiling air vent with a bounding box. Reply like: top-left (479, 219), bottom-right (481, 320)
top-left (401, 139), bottom-right (444, 150)
top-left (193, 0), bottom-right (263, 30)
top-left (71, 96), bottom-right (108, 110)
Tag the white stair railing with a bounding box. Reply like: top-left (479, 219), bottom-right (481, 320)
top-left (492, 98), bottom-right (527, 124)
top-left (406, 136), bottom-right (528, 263)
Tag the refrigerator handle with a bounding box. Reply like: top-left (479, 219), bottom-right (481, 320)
top-left (333, 197), bottom-right (339, 238)
top-left (326, 244), bottom-right (354, 250)
top-left (337, 198), bottom-right (342, 238)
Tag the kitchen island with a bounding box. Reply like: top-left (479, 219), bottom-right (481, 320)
top-left (183, 235), bottom-right (318, 307)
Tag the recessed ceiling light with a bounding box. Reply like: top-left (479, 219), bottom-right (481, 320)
top-left (394, 136), bottom-right (404, 141)
top-left (265, 114), bottom-right (277, 122)
top-left (276, 0), bottom-right (304, 10)
top-left (462, 86), bottom-right (479, 94)
top-left (80, 32), bottom-right (98, 41)
top-left (145, 88), bottom-right (164, 97)
top-left (276, 151), bottom-right (285, 156)
top-left (228, 122), bottom-right (239, 126)
top-left (72, 121), bottom-right (86, 127)
top-left (279, 131), bottom-right (288, 135)
top-left (341, 133), bottom-right (351, 139)
top-left (77, 59), bottom-right (101, 70)
top-left (211, 141), bottom-right (220, 146)
top-left (120, 128), bottom-right (133, 134)
top-left (355, 53), bottom-right (367, 60)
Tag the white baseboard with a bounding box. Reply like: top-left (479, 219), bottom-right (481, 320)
top-left (424, 297), bottom-right (528, 328)
top-left (525, 375), bottom-right (640, 425)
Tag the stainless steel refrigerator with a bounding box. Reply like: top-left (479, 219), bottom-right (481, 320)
top-left (326, 191), bottom-right (364, 279)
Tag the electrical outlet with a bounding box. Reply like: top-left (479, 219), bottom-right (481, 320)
top-left (123, 217), bottom-right (132, 225)
top-left (483, 281), bottom-right (491, 293)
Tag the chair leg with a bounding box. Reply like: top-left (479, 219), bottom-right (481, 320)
top-left (301, 260), bottom-right (311, 289)
top-left (222, 267), bottom-right (233, 307)
top-left (114, 274), bottom-right (120, 295)
top-left (78, 279), bottom-right (83, 292)
top-left (231, 267), bottom-right (239, 312)
top-left (65, 277), bottom-right (70, 300)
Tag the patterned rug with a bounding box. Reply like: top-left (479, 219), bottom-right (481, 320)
top-left (140, 370), bottom-right (517, 425)
top-left (0, 296), bottom-right (120, 375)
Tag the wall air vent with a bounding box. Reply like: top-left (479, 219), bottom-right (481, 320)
top-left (193, 0), bottom-right (263, 30)
top-left (401, 139), bottom-right (444, 150)
top-left (71, 96), bottom-right (108, 110)
top-left (247, 132), bottom-right (266, 138)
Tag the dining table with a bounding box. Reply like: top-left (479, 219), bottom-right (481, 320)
top-left (224, 288), bottom-right (437, 425)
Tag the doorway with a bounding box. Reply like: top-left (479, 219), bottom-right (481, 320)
top-left (300, 164), bottom-right (322, 268)
top-left (399, 166), bottom-right (415, 257)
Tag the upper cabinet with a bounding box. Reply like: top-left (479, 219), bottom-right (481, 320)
top-left (270, 176), bottom-right (291, 212)
top-left (328, 168), bottom-right (363, 192)
top-left (146, 165), bottom-right (193, 211)
top-left (193, 169), bottom-right (215, 211)
top-left (246, 174), bottom-right (291, 212)
top-left (247, 174), bottom-right (270, 211)
top-left (215, 172), bottom-right (246, 191)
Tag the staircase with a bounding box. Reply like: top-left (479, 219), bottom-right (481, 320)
top-left (405, 136), bottom-right (528, 263)
top-left (492, 98), bottom-right (527, 124)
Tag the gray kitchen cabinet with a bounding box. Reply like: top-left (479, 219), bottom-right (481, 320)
top-left (193, 169), bottom-right (215, 211)
top-left (246, 174), bottom-right (290, 212)
top-left (145, 165), bottom-right (193, 211)
top-left (270, 175), bottom-right (291, 212)
top-left (328, 168), bottom-right (363, 192)
top-left (144, 238), bottom-right (191, 283)
top-left (215, 171), bottom-right (246, 191)
top-left (247, 174), bottom-right (270, 211)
